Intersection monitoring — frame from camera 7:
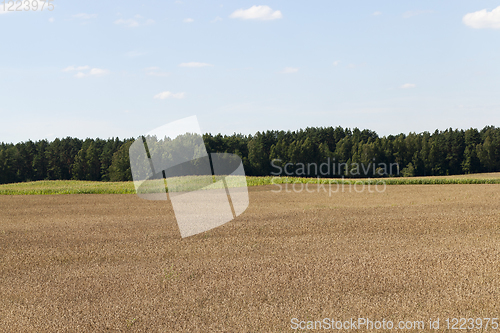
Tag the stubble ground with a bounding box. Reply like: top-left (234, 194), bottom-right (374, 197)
top-left (1, 184), bottom-right (500, 331)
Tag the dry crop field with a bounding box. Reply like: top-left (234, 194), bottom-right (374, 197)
top-left (1, 184), bottom-right (500, 331)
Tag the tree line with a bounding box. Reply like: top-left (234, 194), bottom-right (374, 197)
top-left (1, 125), bottom-right (500, 184)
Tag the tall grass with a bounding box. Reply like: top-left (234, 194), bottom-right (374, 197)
top-left (248, 176), bottom-right (500, 186)
top-left (1, 173), bottom-right (500, 195)
top-left (0, 180), bottom-right (136, 195)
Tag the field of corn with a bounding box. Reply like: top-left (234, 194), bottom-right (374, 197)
top-left (2, 172), bottom-right (500, 195)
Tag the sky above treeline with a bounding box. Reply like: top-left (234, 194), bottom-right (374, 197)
top-left (1, 0), bottom-right (500, 144)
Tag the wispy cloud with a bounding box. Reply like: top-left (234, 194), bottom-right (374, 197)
top-left (402, 10), bottom-right (433, 18)
top-left (148, 72), bottom-right (169, 77)
top-left (145, 67), bottom-right (169, 77)
top-left (463, 6), bottom-right (500, 29)
top-left (88, 68), bottom-right (109, 76)
top-left (281, 67), bottom-right (299, 74)
top-left (333, 61), bottom-right (340, 66)
top-left (63, 66), bottom-right (109, 78)
top-left (63, 66), bottom-right (90, 72)
top-left (73, 13), bottom-right (97, 20)
top-left (114, 16), bottom-right (155, 27)
top-left (211, 16), bottom-right (223, 23)
top-left (401, 83), bottom-right (416, 89)
top-left (229, 5), bottom-right (282, 20)
top-left (372, 11), bottom-right (382, 16)
top-left (115, 18), bottom-right (139, 27)
top-left (179, 62), bottom-right (214, 68)
top-left (154, 91), bottom-right (185, 99)
top-left (183, 18), bottom-right (194, 23)
top-left (48, 17), bottom-right (55, 23)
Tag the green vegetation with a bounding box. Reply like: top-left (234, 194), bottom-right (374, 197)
top-left (0, 180), bottom-right (136, 195)
top-left (2, 126), bottom-right (500, 185)
top-left (249, 174), bottom-right (500, 186)
top-left (2, 173), bottom-right (500, 195)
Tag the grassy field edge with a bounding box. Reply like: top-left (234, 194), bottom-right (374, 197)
top-left (2, 172), bottom-right (500, 195)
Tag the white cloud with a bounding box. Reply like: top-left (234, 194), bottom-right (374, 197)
top-left (114, 16), bottom-right (154, 27)
top-left (89, 68), bottom-right (109, 76)
top-left (463, 6), bottom-right (500, 29)
top-left (63, 65), bottom-right (90, 72)
top-left (114, 18), bottom-right (139, 27)
top-left (179, 62), bottom-right (214, 68)
top-left (154, 91), bottom-right (185, 99)
top-left (229, 5), bottom-right (282, 20)
top-left (211, 16), bottom-right (223, 23)
top-left (372, 11), bottom-right (382, 16)
top-left (73, 13), bottom-right (97, 20)
top-left (148, 72), bottom-right (169, 77)
top-left (145, 67), bottom-right (169, 77)
top-left (183, 18), bottom-right (194, 23)
top-left (333, 61), bottom-right (340, 66)
top-left (281, 67), bottom-right (299, 74)
top-left (401, 83), bottom-right (416, 89)
top-left (402, 10), bottom-right (433, 18)
top-left (63, 66), bottom-right (109, 78)
top-left (48, 17), bottom-right (55, 23)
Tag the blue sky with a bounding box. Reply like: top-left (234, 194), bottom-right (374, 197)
top-left (1, 0), bottom-right (500, 143)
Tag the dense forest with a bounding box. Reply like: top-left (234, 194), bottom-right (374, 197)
top-left (1, 126), bottom-right (500, 184)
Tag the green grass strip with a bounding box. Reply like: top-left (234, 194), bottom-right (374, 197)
top-left (1, 174), bottom-right (500, 195)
